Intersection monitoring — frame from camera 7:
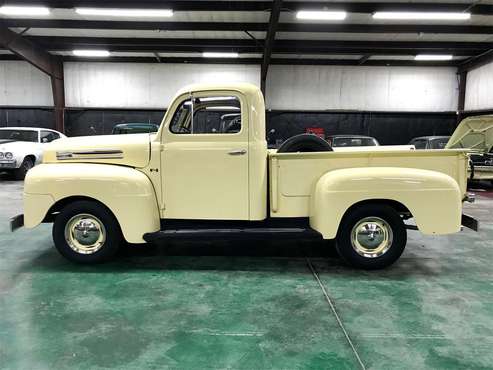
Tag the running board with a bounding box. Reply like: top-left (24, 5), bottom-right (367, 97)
top-left (143, 227), bottom-right (323, 242)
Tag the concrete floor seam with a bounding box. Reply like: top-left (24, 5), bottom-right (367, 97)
top-left (306, 258), bottom-right (367, 370)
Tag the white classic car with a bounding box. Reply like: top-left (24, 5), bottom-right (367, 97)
top-left (0, 127), bottom-right (66, 180)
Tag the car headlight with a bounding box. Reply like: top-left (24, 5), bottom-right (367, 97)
top-left (5, 152), bottom-right (13, 160)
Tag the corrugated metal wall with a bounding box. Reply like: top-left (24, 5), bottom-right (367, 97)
top-left (64, 62), bottom-right (261, 108)
top-left (0, 61), bottom-right (462, 112)
top-left (0, 61), bottom-right (53, 106)
top-left (465, 61), bottom-right (493, 112)
top-left (265, 65), bottom-right (459, 112)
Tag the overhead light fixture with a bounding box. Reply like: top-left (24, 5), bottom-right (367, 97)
top-left (73, 50), bottom-right (111, 57)
top-left (415, 55), bottom-right (453, 61)
top-left (296, 10), bottom-right (347, 20)
top-left (0, 6), bottom-right (50, 16)
top-left (75, 8), bottom-right (173, 17)
top-left (202, 52), bottom-right (239, 58)
top-left (373, 12), bottom-right (470, 20)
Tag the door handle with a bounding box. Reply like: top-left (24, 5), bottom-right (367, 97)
top-left (228, 149), bottom-right (247, 156)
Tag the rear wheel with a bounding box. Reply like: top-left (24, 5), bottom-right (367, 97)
top-left (14, 157), bottom-right (34, 180)
top-left (336, 204), bottom-right (407, 270)
top-left (52, 200), bottom-right (122, 264)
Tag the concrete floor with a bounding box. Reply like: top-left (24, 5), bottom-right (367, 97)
top-left (1, 178), bottom-right (493, 370)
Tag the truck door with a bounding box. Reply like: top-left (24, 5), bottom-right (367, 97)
top-left (160, 92), bottom-right (249, 220)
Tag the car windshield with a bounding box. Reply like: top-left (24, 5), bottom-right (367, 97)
top-left (333, 137), bottom-right (377, 147)
top-left (0, 129), bottom-right (38, 142)
top-left (430, 138), bottom-right (449, 149)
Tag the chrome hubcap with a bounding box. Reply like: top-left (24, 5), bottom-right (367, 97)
top-left (351, 217), bottom-right (393, 258)
top-left (64, 214), bottom-right (106, 254)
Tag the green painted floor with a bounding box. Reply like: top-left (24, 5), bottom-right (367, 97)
top-left (1, 180), bottom-right (493, 369)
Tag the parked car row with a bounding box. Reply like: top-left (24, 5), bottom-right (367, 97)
top-left (2, 115), bottom-right (493, 183)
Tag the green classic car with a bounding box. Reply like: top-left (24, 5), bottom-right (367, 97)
top-left (111, 123), bottom-right (159, 135)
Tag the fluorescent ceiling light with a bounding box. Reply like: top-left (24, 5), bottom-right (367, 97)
top-left (0, 6), bottom-right (50, 15)
top-left (73, 50), bottom-right (110, 57)
top-left (373, 12), bottom-right (470, 20)
top-left (75, 8), bottom-right (173, 17)
top-left (296, 10), bottom-right (347, 20)
top-left (202, 52), bottom-right (239, 58)
top-left (415, 55), bottom-right (453, 61)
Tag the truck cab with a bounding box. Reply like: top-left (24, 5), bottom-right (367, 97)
top-left (14, 83), bottom-right (477, 269)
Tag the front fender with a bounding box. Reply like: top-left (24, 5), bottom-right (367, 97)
top-left (310, 167), bottom-right (461, 239)
top-left (24, 163), bottom-right (160, 243)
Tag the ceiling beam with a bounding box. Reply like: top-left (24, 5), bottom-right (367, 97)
top-left (3, 19), bottom-right (493, 35)
top-left (23, 36), bottom-right (489, 56)
top-left (261, 0), bottom-right (283, 94)
top-left (0, 53), bottom-right (460, 67)
top-left (10, 1), bottom-right (493, 15)
top-left (458, 49), bottom-right (493, 72)
top-left (0, 26), bottom-right (65, 132)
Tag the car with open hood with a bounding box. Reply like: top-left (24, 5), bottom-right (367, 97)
top-left (0, 127), bottom-right (66, 180)
top-left (446, 115), bottom-right (493, 181)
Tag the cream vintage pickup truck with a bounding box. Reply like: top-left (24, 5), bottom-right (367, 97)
top-left (10, 83), bottom-right (477, 269)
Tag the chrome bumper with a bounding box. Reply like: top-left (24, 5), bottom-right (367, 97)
top-left (10, 214), bottom-right (24, 232)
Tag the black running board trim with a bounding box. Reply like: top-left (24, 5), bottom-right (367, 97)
top-left (143, 227), bottom-right (323, 242)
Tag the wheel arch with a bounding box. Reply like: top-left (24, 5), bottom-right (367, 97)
top-left (24, 163), bottom-right (161, 243)
top-left (309, 166), bottom-right (462, 238)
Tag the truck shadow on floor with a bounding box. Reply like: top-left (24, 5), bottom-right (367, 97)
top-left (16, 238), bottom-right (460, 278)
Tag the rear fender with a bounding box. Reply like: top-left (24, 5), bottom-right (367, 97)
top-left (24, 163), bottom-right (160, 243)
top-left (310, 167), bottom-right (461, 239)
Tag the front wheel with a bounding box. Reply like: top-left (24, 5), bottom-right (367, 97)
top-left (52, 200), bottom-right (122, 264)
top-left (336, 204), bottom-right (407, 270)
top-left (13, 157), bottom-right (34, 180)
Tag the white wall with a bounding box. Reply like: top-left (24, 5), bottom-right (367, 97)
top-left (64, 62), bottom-right (260, 108)
top-left (0, 61), bottom-right (462, 113)
top-left (464, 61), bottom-right (493, 111)
top-left (0, 61), bottom-right (53, 106)
top-left (265, 65), bottom-right (459, 112)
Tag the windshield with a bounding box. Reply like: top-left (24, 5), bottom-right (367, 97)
top-left (333, 137), bottom-right (378, 147)
top-left (0, 129), bottom-right (38, 142)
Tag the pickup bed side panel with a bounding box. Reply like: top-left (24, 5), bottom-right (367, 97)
top-left (24, 163), bottom-right (160, 243)
top-left (310, 167), bottom-right (462, 239)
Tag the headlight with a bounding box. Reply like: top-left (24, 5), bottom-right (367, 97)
top-left (5, 152), bottom-right (13, 160)
top-left (0, 152), bottom-right (3, 159)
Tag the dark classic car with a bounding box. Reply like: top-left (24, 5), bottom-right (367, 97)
top-left (326, 135), bottom-right (379, 147)
top-left (409, 136), bottom-right (450, 150)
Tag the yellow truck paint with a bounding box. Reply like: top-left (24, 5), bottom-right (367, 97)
top-left (25, 83), bottom-right (470, 245)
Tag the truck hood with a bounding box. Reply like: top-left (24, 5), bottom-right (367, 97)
top-left (42, 133), bottom-right (152, 168)
top-left (446, 115), bottom-right (493, 153)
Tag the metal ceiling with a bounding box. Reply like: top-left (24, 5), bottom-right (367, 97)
top-left (0, 1), bottom-right (492, 69)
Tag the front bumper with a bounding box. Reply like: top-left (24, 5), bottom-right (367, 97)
top-left (462, 214), bottom-right (479, 232)
top-left (0, 160), bottom-right (17, 169)
top-left (10, 214), bottom-right (24, 232)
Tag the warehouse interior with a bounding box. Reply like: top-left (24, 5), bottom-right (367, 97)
top-left (1, 1), bottom-right (493, 369)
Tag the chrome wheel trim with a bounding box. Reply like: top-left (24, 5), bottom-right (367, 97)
top-left (64, 214), bottom-right (106, 255)
top-left (350, 217), bottom-right (393, 258)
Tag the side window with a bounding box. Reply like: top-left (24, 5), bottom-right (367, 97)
top-left (411, 139), bottom-right (427, 149)
top-left (169, 96), bottom-right (241, 135)
top-left (40, 130), bottom-right (59, 143)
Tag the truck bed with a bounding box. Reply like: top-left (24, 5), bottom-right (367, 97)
top-left (269, 149), bottom-right (469, 217)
